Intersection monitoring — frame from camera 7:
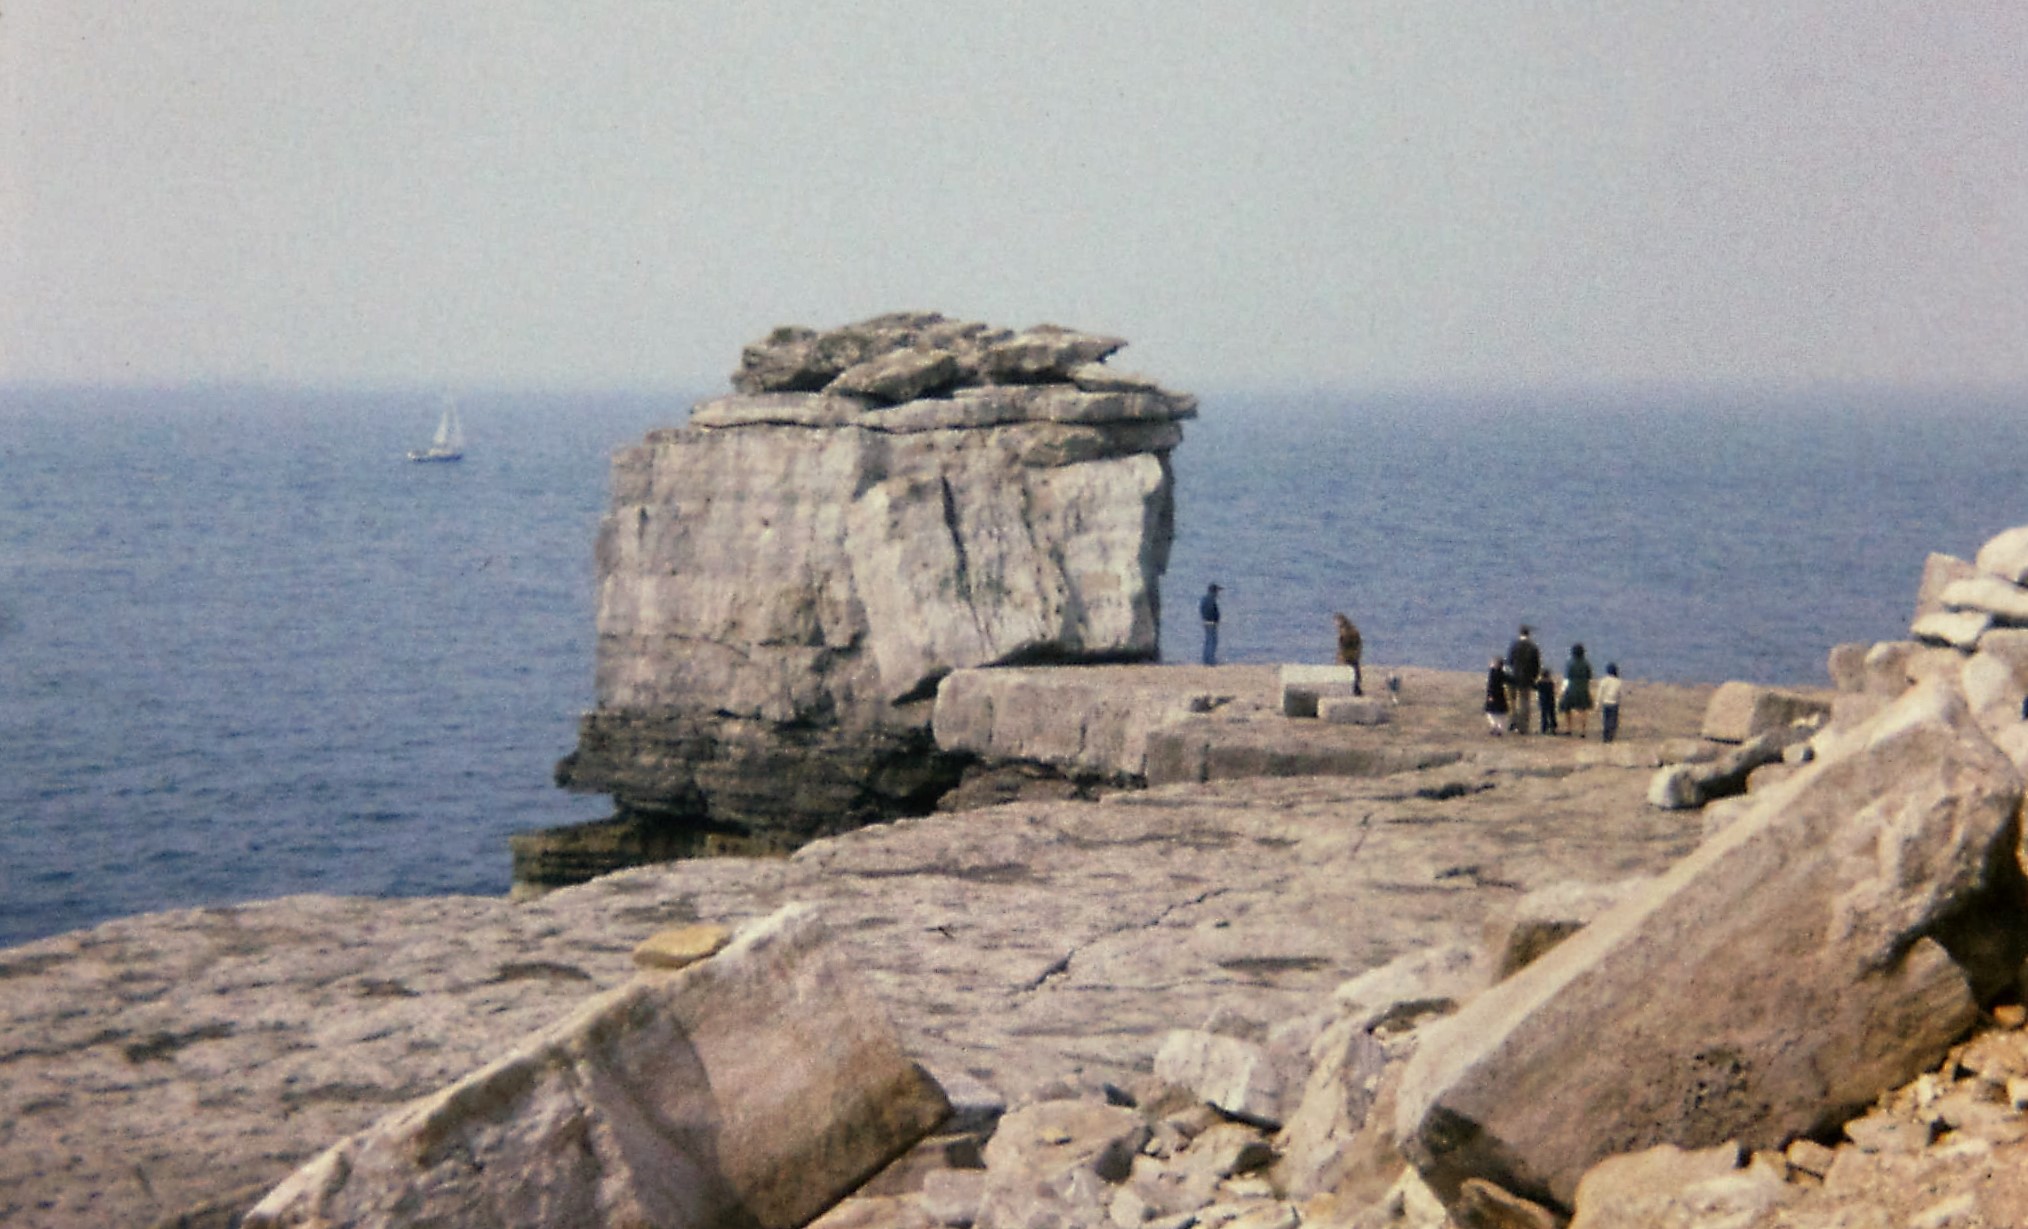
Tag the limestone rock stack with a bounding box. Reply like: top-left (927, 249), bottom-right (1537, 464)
top-left (536, 313), bottom-right (1195, 884)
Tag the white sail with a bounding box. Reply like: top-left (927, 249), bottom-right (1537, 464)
top-left (433, 402), bottom-right (463, 449)
top-left (408, 397), bottom-right (465, 462)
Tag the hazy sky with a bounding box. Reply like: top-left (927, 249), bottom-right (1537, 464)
top-left (4, 2), bottom-right (2024, 394)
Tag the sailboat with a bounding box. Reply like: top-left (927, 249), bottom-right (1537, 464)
top-left (408, 397), bottom-right (465, 463)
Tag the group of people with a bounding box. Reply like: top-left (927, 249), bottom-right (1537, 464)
top-left (1199, 587), bottom-right (1623, 742)
top-left (1485, 624), bottom-right (1622, 741)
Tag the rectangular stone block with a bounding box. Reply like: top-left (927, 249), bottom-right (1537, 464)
top-left (1279, 665), bottom-right (1359, 687)
top-left (247, 904), bottom-right (950, 1229)
top-left (1699, 681), bottom-right (1833, 743)
top-left (1319, 697), bottom-right (1392, 726)
top-left (1284, 684), bottom-right (1353, 718)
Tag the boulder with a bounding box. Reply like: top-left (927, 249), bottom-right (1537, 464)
top-left (1275, 946), bottom-right (1482, 1204)
top-left (1143, 720), bottom-right (1461, 787)
top-left (1396, 678), bottom-right (2025, 1213)
top-left (1914, 552), bottom-right (1979, 620)
top-left (549, 314), bottom-right (1195, 878)
top-left (828, 347), bottom-right (961, 404)
top-left (1645, 734), bottom-right (1786, 809)
top-left (1281, 665), bottom-right (1361, 718)
top-left (972, 1099), bottom-right (1147, 1229)
top-left (1698, 680), bottom-right (1832, 742)
top-left (1155, 1030), bottom-right (1286, 1128)
top-left (1484, 879), bottom-right (1651, 981)
top-left (1913, 608), bottom-right (1991, 650)
top-left (1565, 1143), bottom-right (1790, 1229)
top-left (730, 311), bottom-right (1013, 394)
top-left (244, 905), bottom-right (950, 1229)
top-left (1860, 640), bottom-right (1922, 696)
top-left (1963, 641), bottom-right (2028, 735)
top-left (1975, 527), bottom-right (2028, 586)
top-left (930, 665), bottom-right (1216, 782)
top-left (1941, 574), bottom-right (2028, 625)
top-left (1826, 641), bottom-right (1872, 692)
top-left (1319, 696), bottom-right (1392, 726)
top-left (981, 324), bottom-right (1127, 383)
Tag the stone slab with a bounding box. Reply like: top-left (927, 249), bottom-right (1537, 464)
top-left (245, 905), bottom-right (950, 1228)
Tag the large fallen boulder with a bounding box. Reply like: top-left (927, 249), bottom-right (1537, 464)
top-left (244, 904), bottom-right (949, 1229)
top-left (1395, 677), bottom-right (2027, 1215)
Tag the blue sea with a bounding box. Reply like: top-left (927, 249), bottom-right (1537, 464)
top-left (2, 385), bottom-right (2023, 947)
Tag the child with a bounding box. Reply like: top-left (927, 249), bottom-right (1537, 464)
top-left (1598, 663), bottom-right (1624, 743)
top-left (1485, 659), bottom-right (1510, 734)
top-left (1535, 667), bottom-right (1558, 735)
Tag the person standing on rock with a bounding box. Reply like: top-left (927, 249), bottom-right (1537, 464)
top-left (1535, 665), bottom-right (1559, 735)
top-left (1505, 625), bottom-right (1541, 733)
top-left (1199, 583), bottom-right (1222, 666)
top-left (1485, 658), bottom-right (1510, 734)
top-left (1597, 662), bottom-right (1623, 742)
top-left (1333, 613), bottom-right (1364, 696)
top-left (1560, 643), bottom-right (1595, 737)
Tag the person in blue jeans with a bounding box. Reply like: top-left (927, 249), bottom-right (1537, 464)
top-left (1597, 663), bottom-right (1624, 742)
top-left (1199, 583), bottom-right (1222, 665)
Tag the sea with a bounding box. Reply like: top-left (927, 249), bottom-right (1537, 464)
top-left (3, 384), bottom-right (2024, 948)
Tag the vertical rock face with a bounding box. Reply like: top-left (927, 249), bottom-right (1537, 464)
top-left (541, 313), bottom-right (1194, 880)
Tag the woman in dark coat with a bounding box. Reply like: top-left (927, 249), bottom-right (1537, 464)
top-left (1484, 658), bottom-right (1510, 735)
top-left (1559, 643), bottom-right (1595, 737)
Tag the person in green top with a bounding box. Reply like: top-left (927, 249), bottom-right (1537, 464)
top-left (1559, 643), bottom-right (1595, 738)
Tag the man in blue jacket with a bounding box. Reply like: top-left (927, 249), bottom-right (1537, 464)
top-left (1199, 583), bottom-right (1222, 665)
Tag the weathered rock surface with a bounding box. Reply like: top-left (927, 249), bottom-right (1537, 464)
top-left (1395, 677), bottom-right (2027, 1213)
top-left (244, 904), bottom-right (949, 1228)
top-left (546, 313), bottom-right (1195, 882)
top-left (1, 667), bottom-right (1714, 1229)
top-left (1914, 551), bottom-right (1979, 620)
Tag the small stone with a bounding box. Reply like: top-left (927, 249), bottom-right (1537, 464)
top-left (1908, 1191), bottom-right (1979, 1229)
top-left (1784, 1137), bottom-right (1837, 1179)
top-left (1452, 1177), bottom-right (1560, 1229)
top-left (1843, 1110), bottom-right (1932, 1154)
top-left (629, 922), bottom-right (732, 970)
top-left (1993, 1004), bottom-right (2026, 1029)
top-left (1108, 1184), bottom-right (1157, 1227)
top-left (1221, 1201), bottom-right (1298, 1229)
top-left (921, 1169), bottom-right (985, 1228)
top-left (2009, 1077), bottom-right (2028, 1111)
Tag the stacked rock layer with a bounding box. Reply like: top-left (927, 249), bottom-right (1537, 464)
top-left (540, 313), bottom-right (1195, 881)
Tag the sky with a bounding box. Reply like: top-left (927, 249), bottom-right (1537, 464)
top-left (3, 2), bottom-right (2025, 395)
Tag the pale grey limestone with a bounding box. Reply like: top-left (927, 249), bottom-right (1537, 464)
top-left (1914, 552), bottom-right (1980, 621)
top-left (1941, 574), bottom-right (2028, 625)
top-left (1975, 526), bottom-right (2028, 585)
top-left (243, 905), bottom-right (949, 1229)
top-left (1396, 678), bottom-right (2025, 1213)
top-left (1698, 681), bottom-right (1833, 743)
top-left (1913, 608), bottom-right (1992, 650)
top-left (556, 315), bottom-right (1195, 865)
